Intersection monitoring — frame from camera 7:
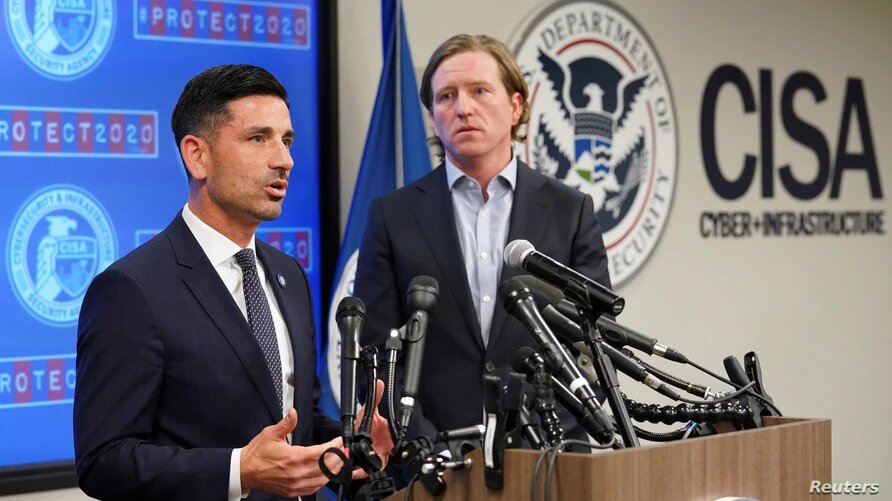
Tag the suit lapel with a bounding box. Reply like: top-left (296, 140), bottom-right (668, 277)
top-left (488, 162), bottom-right (553, 351)
top-left (410, 166), bottom-right (484, 350)
top-left (166, 215), bottom-right (282, 422)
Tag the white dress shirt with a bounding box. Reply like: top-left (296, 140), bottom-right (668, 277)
top-left (181, 204), bottom-right (295, 500)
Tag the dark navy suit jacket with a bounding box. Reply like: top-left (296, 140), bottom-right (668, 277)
top-left (74, 213), bottom-right (339, 501)
top-left (354, 161), bottom-right (611, 443)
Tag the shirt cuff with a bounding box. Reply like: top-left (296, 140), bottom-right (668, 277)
top-left (229, 448), bottom-right (249, 500)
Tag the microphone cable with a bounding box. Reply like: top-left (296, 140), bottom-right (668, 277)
top-left (623, 350), bottom-right (712, 398)
top-left (403, 474), bottom-right (420, 501)
top-left (624, 352), bottom-right (781, 417)
top-left (632, 423), bottom-right (700, 442)
top-left (673, 381), bottom-right (755, 405)
top-left (686, 358), bottom-right (783, 416)
top-left (531, 438), bottom-right (612, 501)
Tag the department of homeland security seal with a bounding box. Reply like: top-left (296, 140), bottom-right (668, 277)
top-left (6, 185), bottom-right (117, 327)
top-left (511, 0), bottom-right (677, 286)
top-left (5, 0), bottom-right (115, 80)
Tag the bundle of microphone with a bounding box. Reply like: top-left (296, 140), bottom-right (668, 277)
top-left (491, 239), bottom-right (782, 497)
top-left (499, 240), bottom-right (781, 441)
top-left (322, 295), bottom-right (394, 501)
top-left (328, 240), bottom-right (781, 499)
top-left (331, 276), bottom-right (482, 500)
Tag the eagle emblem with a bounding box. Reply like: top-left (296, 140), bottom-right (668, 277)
top-left (531, 49), bottom-right (649, 231)
top-left (512, 0), bottom-right (678, 286)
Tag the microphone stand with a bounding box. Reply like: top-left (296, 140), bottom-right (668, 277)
top-left (385, 334), bottom-right (479, 497)
top-left (351, 346), bottom-right (396, 501)
top-left (383, 328), bottom-right (448, 497)
top-left (532, 368), bottom-right (564, 447)
top-left (577, 310), bottom-right (640, 447)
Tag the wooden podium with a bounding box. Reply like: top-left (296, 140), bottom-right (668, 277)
top-left (386, 417), bottom-right (830, 501)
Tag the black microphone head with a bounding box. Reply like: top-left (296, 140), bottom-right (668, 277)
top-left (504, 239), bottom-right (534, 271)
top-left (336, 296), bottom-right (366, 322)
top-left (723, 355), bottom-right (751, 388)
top-left (499, 277), bottom-right (532, 310)
top-left (515, 275), bottom-right (565, 307)
top-left (511, 346), bottom-right (561, 375)
top-left (407, 275), bottom-right (438, 311)
top-left (511, 346), bottom-right (539, 373)
top-left (525, 284), bottom-right (552, 311)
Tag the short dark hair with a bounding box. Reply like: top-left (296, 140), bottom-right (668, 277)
top-left (171, 64), bottom-right (289, 172)
top-left (419, 34), bottom-right (530, 149)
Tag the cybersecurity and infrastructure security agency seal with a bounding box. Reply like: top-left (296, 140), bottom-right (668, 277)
top-left (6, 0), bottom-right (115, 80)
top-left (7, 185), bottom-right (117, 327)
top-left (513, 0), bottom-right (677, 286)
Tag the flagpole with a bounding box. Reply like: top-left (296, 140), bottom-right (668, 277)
top-left (394, 0), bottom-right (404, 188)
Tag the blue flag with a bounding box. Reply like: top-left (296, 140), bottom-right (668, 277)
top-left (319, 0), bottom-right (432, 417)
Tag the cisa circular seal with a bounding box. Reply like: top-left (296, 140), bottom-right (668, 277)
top-left (6, 185), bottom-right (117, 327)
top-left (512, 0), bottom-right (677, 286)
top-left (5, 0), bottom-right (115, 80)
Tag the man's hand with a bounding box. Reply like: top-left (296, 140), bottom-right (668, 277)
top-left (352, 379), bottom-right (395, 478)
top-left (240, 409), bottom-right (347, 497)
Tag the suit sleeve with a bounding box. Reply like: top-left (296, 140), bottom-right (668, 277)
top-left (74, 268), bottom-right (231, 501)
top-left (354, 198), bottom-right (441, 442)
top-left (570, 193), bottom-right (612, 290)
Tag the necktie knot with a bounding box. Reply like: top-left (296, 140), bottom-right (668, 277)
top-left (235, 248), bottom-right (257, 274)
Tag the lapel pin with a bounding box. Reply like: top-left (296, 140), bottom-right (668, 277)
top-left (277, 273), bottom-right (286, 288)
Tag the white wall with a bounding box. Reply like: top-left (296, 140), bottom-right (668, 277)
top-left (339, 0), bottom-right (892, 491)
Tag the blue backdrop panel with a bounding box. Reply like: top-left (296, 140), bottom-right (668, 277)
top-left (0, 0), bottom-right (321, 469)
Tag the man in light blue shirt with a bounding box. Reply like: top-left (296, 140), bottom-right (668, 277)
top-left (355, 34), bottom-right (611, 470)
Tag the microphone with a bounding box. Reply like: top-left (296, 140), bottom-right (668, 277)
top-left (504, 240), bottom-right (624, 316)
top-left (518, 406), bottom-right (545, 450)
top-left (598, 316), bottom-right (688, 364)
top-left (724, 355), bottom-right (762, 429)
top-left (336, 296), bottom-right (366, 447)
top-left (398, 276), bottom-right (439, 433)
top-left (511, 347), bottom-right (613, 445)
top-left (436, 424), bottom-right (486, 443)
top-left (537, 304), bottom-right (684, 401)
top-left (500, 278), bottom-right (613, 444)
top-left (517, 275), bottom-right (687, 364)
top-left (723, 356), bottom-right (751, 389)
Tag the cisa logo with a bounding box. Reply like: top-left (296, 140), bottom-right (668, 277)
top-left (7, 185), bottom-right (116, 327)
top-left (513, 0), bottom-right (677, 286)
top-left (5, 0), bottom-right (115, 80)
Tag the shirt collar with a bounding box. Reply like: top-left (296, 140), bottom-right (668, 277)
top-left (444, 151), bottom-right (518, 192)
top-left (181, 203), bottom-right (257, 267)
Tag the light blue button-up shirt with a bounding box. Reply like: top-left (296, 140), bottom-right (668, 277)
top-left (445, 155), bottom-right (517, 347)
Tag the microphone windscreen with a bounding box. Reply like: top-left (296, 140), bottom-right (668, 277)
top-left (504, 239), bottom-right (534, 270)
top-left (407, 275), bottom-right (439, 310)
top-left (515, 275), bottom-right (565, 305)
top-left (723, 356), bottom-right (750, 388)
top-left (498, 277), bottom-right (527, 300)
top-left (511, 346), bottom-right (538, 373)
top-left (336, 296), bottom-right (365, 321)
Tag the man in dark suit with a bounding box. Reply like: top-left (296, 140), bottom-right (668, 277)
top-left (74, 64), bottom-right (391, 500)
top-left (354, 35), bottom-right (611, 449)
